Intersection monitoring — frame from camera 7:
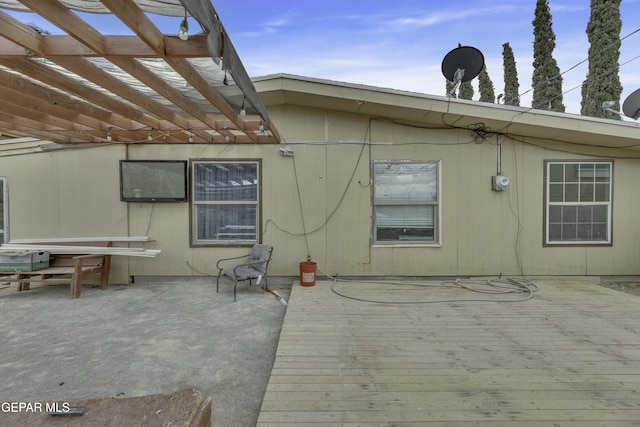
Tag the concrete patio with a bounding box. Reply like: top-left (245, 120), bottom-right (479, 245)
top-left (2, 276), bottom-right (640, 426)
top-left (0, 276), bottom-right (291, 427)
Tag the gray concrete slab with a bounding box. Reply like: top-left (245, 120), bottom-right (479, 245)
top-left (0, 276), bottom-right (291, 427)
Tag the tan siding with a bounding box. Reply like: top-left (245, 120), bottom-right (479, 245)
top-left (262, 143), bottom-right (306, 275)
top-left (585, 159), bottom-right (640, 275)
top-left (0, 145), bottom-right (130, 283)
top-left (7, 152), bottom-right (62, 238)
top-left (2, 103), bottom-right (640, 279)
top-left (325, 141), bottom-right (371, 272)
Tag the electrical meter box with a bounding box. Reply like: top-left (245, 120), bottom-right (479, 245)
top-left (492, 175), bottom-right (510, 191)
top-left (0, 250), bottom-right (50, 272)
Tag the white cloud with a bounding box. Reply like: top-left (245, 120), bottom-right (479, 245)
top-left (230, 1), bottom-right (640, 116)
top-left (390, 5), bottom-right (520, 29)
top-left (236, 9), bottom-right (299, 37)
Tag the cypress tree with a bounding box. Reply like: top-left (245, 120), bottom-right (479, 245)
top-left (445, 80), bottom-right (455, 97)
top-left (502, 42), bottom-right (520, 106)
top-left (532, 0), bottom-right (565, 112)
top-left (458, 81), bottom-right (474, 100)
top-left (478, 65), bottom-right (496, 103)
top-left (580, 0), bottom-right (622, 119)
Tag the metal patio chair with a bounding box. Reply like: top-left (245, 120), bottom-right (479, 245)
top-left (216, 244), bottom-right (274, 301)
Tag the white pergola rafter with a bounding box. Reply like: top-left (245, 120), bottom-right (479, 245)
top-left (0, 0), bottom-right (279, 144)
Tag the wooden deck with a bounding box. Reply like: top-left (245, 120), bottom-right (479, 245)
top-left (257, 278), bottom-right (640, 426)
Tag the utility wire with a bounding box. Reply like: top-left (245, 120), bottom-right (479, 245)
top-left (494, 27), bottom-right (640, 131)
top-left (291, 153), bottom-right (311, 260)
top-left (265, 128), bottom-right (369, 242)
top-left (314, 252), bottom-right (538, 305)
top-left (518, 27), bottom-right (640, 103)
top-left (327, 273), bottom-right (538, 304)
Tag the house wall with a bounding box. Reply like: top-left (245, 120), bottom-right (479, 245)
top-left (2, 104), bottom-right (640, 281)
top-left (0, 144), bottom-right (130, 283)
top-left (265, 105), bottom-right (640, 277)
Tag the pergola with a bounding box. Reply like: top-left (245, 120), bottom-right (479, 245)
top-left (0, 0), bottom-right (280, 144)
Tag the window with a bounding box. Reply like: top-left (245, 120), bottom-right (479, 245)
top-left (373, 161), bottom-right (440, 244)
top-left (545, 161), bottom-right (612, 245)
top-left (191, 160), bottom-right (260, 245)
top-left (0, 177), bottom-right (7, 244)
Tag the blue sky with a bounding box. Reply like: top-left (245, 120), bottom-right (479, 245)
top-left (5, 1), bottom-right (640, 116)
top-left (212, 0), bottom-right (640, 116)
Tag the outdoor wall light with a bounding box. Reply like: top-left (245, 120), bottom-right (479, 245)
top-left (178, 10), bottom-right (189, 41)
top-left (278, 145), bottom-right (294, 157)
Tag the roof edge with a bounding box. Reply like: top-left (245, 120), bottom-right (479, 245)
top-left (253, 73), bottom-right (639, 129)
top-left (252, 73), bottom-right (640, 154)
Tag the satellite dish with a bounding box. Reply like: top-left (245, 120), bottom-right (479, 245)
top-left (622, 88), bottom-right (640, 120)
top-left (441, 45), bottom-right (485, 97)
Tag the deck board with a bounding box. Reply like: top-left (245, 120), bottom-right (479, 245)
top-left (257, 278), bottom-right (640, 426)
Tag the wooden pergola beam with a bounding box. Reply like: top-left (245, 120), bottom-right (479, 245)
top-left (0, 116), bottom-right (73, 142)
top-left (0, 67), bottom-right (146, 139)
top-left (0, 110), bottom-right (61, 133)
top-left (16, 0), bottom-right (106, 54)
top-left (0, 9), bottom-right (44, 54)
top-left (0, 92), bottom-right (148, 143)
top-left (107, 56), bottom-right (231, 137)
top-left (51, 56), bottom-right (208, 137)
top-left (165, 57), bottom-right (249, 131)
top-left (101, 0), bottom-right (259, 142)
top-left (118, 69), bottom-right (259, 141)
top-left (0, 0), bottom-right (279, 144)
top-left (99, 0), bottom-right (166, 56)
top-left (12, 0), bottom-right (216, 142)
top-left (0, 34), bottom-right (210, 58)
top-left (0, 87), bottom-right (100, 132)
top-left (0, 98), bottom-right (91, 136)
top-left (0, 56), bottom-right (194, 142)
top-left (0, 58), bottom-right (186, 139)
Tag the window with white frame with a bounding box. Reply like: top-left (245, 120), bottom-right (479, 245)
top-left (545, 161), bottom-right (612, 245)
top-left (373, 161), bottom-right (440, 244)
top-left (191, 160), bottom-right (260, 245)
top-left (0, 177), bottom-right (7, 244)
